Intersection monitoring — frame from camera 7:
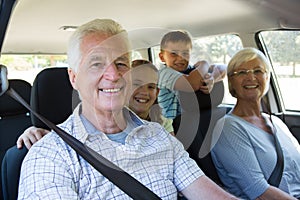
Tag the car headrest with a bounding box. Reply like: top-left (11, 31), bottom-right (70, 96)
top-left (179, 81), bottom-right (225, 113)
top-left (30, 67), bottom-right (80, 129)
top-left (0, 79), bottom-right (31, 117)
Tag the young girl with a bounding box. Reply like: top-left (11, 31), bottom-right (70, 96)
top-left (130, 59), bottom-right (174, 135)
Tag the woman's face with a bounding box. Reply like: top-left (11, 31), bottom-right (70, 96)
top-left (229, 58), bottom-right (268, 101)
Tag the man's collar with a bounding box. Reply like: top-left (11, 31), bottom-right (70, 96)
top-left (123, 106), bottom-right (145, 126)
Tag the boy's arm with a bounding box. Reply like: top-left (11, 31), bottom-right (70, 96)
top-left (174, 70), bottom-right (205, 92)
top-left (173, 60), bottom-right (209, 92)
top-left (173, 62), bottom-right (227, 93)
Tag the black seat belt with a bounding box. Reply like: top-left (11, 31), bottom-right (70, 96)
top-left (268, 130), bottom-right (284, 187)
top-left (262, 96), bottom-right (284, 187)
top-left (0, 65), bottom-right (161, 200)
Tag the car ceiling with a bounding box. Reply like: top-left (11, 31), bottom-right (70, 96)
top-left (1, 0), bottom-right (300, 54)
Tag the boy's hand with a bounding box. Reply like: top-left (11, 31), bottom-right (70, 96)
top-left (193, 60), bottom-right (214, 93)
top-left (17, 126), bottom-right (50, 150)
top-left (199, 73), bottom-right (214, 94)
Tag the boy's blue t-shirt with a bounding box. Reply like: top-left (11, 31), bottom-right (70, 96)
top-left (157, 65), bottom-right (195, 119)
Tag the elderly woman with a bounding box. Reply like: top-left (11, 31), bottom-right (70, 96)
top-left (211, 47), bottom-right (300, 200)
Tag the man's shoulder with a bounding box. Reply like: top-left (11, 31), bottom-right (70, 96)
top-left (31, 115), bottom-right (76, 151)
top-left (32, 130), bottom-right (67, 151)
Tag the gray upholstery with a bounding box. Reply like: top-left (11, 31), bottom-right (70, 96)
top-left (173, 81), bottom-right (227, 185)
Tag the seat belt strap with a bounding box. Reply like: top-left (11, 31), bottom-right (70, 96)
top-left (262, 96), bottom-right (284, 187)
top-left (268, 131), bottom-right (284, 187)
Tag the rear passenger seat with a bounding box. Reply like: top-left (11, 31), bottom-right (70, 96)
top-left (1, 67), bottom-right (80, 200)
top-left (0, 79), bottom-right (32, 200)
top-left (173, 81), bottom-right (227, 186)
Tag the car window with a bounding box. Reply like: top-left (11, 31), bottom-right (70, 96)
top-left (0, 51), bottom-right (143, 84)
top-left (259, 30), bottom-right (300, 111)
top-left (151, 34), bottom-right (243, 105)
top-left (0, 54), bottom-right (68, 84)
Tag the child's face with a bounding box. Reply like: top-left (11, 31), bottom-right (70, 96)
top-left (159, 41), bottom-right (192, 72)
top-left (129, 66), bottom-right (159, 118)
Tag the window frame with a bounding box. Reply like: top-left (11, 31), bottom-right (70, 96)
top-left (256, 29), bottom-right (300, 113)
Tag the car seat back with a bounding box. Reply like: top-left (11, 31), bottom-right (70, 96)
top-left (1, 67), bottom-right (80, 200)
top-left (0, 79), bottom-right (32, 200)
top-left (174, 81), bottom-right (226, 185)
top-left (30, 67), bottom-right (80, 129)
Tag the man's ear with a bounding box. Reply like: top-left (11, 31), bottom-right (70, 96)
top-left (68, 68), bottom-right (78, 90)
top-left (159, 51), bottom-right (165, 62)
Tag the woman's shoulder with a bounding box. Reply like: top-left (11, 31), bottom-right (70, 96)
top-left (214, 113), bottom-right (251, 137)
top-left (218, 113), bottom-right (241, 126)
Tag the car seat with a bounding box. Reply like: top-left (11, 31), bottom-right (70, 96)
top-left (0, 79), bottom-right (32, 200)
top-left (1, 67), bottom-right (80, 200)
top-left (173, 81), bottom-right (227, 186)
top-left (30, 67), bottom-right (80, 129)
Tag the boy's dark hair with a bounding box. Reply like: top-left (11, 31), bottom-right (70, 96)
top-left (160, 30), bottom-right (192, 51)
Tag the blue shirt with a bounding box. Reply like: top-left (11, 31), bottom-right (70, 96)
top-left (18, 104), bottom-right (203, 199)
top-left (158, 65), bottom-right (184, 119)
top-left (158, 65), bottom-right (197, 119)
top-left (211, 113), bottom-right (300, 200)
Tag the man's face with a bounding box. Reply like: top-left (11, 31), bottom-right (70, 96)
top-left (159, 41), bottom-right (191, 72)
top-left (69, 32), bottom-right (131, 115)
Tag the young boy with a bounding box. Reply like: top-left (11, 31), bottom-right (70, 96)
top-left (158, 30), bottom-right (226, 119)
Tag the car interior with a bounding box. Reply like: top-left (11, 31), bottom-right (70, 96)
top-left (0, 0), bottom-right (300, 199)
